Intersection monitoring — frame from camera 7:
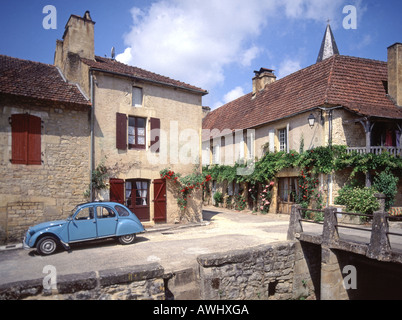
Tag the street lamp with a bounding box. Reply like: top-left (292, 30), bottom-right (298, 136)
top-left (308, 113), bottom-right (316, 128)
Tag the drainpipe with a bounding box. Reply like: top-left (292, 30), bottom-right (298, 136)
top-left (90, 71), bottom-right (95, 202)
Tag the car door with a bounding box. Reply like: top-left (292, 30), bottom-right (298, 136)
top-left (68, 206), bottom-right (97, 242)
top-left (96, 205), bottom-right (118, 237)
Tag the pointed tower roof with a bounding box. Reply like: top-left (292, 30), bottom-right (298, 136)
top-left (317, 23), bottom-right (340, 63)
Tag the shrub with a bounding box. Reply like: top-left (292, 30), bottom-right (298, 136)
top-left (335, 185), bottom-right (379, 215)
top-left (373, 170), bottom-right (399, 211)
top-left (213, 191), bottom-right (223, 207)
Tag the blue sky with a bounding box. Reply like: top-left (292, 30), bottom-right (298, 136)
top-left (1, 0), bottom-right (401, 109)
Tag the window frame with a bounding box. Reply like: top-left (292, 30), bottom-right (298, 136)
top-left (128, 116), bottom-right (146, 150)
top-left (132, 86), bottom-right (143, 108)
top-left (278, 128), bottom-right (287, 152)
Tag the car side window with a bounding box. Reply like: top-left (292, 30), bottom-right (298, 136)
top-left (115, 205), bottom-right (130, 217)
top-left (97, 206), bottom-right (116, 219)
top-left (75, 207), bottom-right (94, 220)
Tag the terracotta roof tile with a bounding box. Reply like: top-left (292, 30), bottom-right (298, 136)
top-left (81, 56), bottom-right (208, 95)
top-left (0, 55), bottom-right (91, 107)
top-left (203, 55), bottom-right (402, 139)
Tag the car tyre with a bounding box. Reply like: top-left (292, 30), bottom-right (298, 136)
top-left (36, 236), bottom-right (59, 256)
top-left (118, 234), bottom-right (136, 245)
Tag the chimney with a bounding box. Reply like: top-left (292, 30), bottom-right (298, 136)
top-left (252, 68), bottom-right (276, 94)
top-left (54, 11), bottom-right (95, 97)
top-left (388, 43), bottom-right (402, 107)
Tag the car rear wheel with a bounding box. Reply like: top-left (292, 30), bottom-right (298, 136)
top-left (118, 234), bottom-right (136, 245)
top-left (36, 236), bottom-right (58, 255)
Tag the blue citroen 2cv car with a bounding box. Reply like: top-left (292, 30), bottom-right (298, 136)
top-left (23, 202), bottom-right (145, 255)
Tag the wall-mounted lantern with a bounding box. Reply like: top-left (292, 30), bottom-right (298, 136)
top-left (308, 113), bottom-right (316, 128)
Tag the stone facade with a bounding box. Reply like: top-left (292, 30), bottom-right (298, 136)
top-left (0, 263), bottom-right (165, 300)
top-left (0, 101), bottom-right (91, 243)
top-left (197, 241), bottom-right (315, 300)
top-left (91, 72), bottom-right (204, 225)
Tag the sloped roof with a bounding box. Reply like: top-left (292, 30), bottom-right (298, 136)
top-left (0, 55), bottom-right (91, 107)
top-left (81, 56), bottom-right (208, 95)
top-left (203, 55), bottom-right (402, 140)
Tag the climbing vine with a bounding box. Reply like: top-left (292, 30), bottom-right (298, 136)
top-left (202, 145), bottom-right (402, 212)
top-left (160, 168), bottom-right (212, 211)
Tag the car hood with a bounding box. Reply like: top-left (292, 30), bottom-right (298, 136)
top-left (30, 220), bottom-right (67, 233)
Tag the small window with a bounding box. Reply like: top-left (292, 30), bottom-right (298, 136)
top-left (115, 205), bottom-right (130, 217)
top-left (96, 206), bottom-right (116, 219)
top-left (128, 116), bottom-right (146, 149)
top-left (278, 128), bottom-right (287, 152)
top-left (75, 207), bottom-right (94, 220)
top-left (132, 87), bottom-right (143, 107)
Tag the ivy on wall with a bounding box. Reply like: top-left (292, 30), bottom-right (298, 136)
top-left (203, 145), bottom-right (402, 184)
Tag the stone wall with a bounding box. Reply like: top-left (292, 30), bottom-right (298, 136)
top-left (0, 102), bottom-right (91, 243)
top-left (197, 241), bottom-right (316, 300)
top-left (0, 263), bottom-right (165, 300)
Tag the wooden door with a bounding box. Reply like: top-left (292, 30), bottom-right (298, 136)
top-left (109, 179), bottom-right (125, 204)
top-left (153, 179), bottom-right (166, 223)
top-left (127, 180), bottom-right (150, 222)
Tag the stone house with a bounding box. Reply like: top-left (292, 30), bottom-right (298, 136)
top-left (202, 25), bottom-right (402, 214)
top-left (0, 55), bottom-right (91, 243)
top-left (54, 12), bottom-right (208, 226)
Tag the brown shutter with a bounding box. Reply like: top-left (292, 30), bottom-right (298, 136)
top-left (27, 115), bottom-right (41, 165)
top-left (110, 178), bottom-right (125, 205)
top-left (116, 113), bottom-right (127, 150)
top-left (11, 114), bottom-right (28, 164)
top-left (150, 118), bottom-right (160, 153)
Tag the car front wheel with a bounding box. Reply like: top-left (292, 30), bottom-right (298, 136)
top-left (36, 236), bottom-right (59, 255)
top-left (118, 234), bottom-right (136, 245)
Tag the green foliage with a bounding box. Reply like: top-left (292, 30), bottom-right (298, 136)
top-left (373, 169), bottom-right (400, 211)
top-left (234, 194), bottom-right (247, 211)
top-left (335, 184), bottom-right (380, 215)
top-left (213, 191), bottom-right (223, 206)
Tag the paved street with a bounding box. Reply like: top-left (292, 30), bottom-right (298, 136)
top-left (0, 207), bottom-right (292, 286)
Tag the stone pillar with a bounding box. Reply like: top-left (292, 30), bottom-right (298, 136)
top-left (320, 247), bottom-right (349, 300)
top-left (287, 204), bottom-right (303, 240)
top-left (367, 193), bottom-right (391, 261)
top-left (322, 207), bottom-right (339, 247)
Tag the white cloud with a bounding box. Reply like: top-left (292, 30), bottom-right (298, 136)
top-left (117, 0), bottom-right (280, 90)
top-left (117, 0), bottom-right (347, 99)
top-left (224, 86), bottom-right (246, 104)
top-left (277, 59), bottom-right (302, 79)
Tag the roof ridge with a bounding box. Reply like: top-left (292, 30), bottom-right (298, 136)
top-left (87, 56), bottom-right (208, 94)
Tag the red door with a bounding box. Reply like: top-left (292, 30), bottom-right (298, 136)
top-left (109, 179), bottom-right (125, 204)
top-left (153, 179), bottom-right (167, 223)
top-left (127, 180), bottom-right (150, 222)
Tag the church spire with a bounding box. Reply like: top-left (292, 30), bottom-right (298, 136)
top-left (316, 23), bottom-right (340, 63)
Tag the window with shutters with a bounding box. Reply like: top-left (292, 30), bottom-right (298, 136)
top-left (116, 113), bottom-right (160, 153)
top-left (11, 114), bottom-right (41, 165)
top-left (278, 128), bottom-right (287, 152)
top-left (128, 116), bottom-right (146, 150)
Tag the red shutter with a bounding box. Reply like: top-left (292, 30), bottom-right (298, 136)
top-left (11, 114), bottom-right (28, 164)
top-left (150, 118), bottom-right (160, 153)
top-left (27, 115), bottom-right (41, 165)
top-left (110, 178), bottom-right (125, 204)
top-left (116, 113), bottom-right (127, 150)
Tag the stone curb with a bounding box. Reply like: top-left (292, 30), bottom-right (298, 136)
top-left (0, 263), bottom-right (164, 300)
